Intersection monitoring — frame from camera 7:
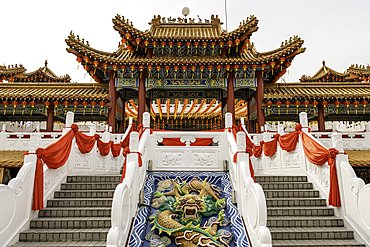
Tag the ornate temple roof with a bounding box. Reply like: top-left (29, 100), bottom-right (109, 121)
top-left (0, 64), bottom-right (26, 77)
top-left (264, 82), bottom-right (370, 101)
top-left (0, 83), bottom-right (107, 100)
top-left (346, 64), bottom-right (370, 79)
top-left (1, 61), bottom-right (71, 83)
top-left (300, 61), bottom-right (349, 82)
top-left (65, 13), bottom-right (305, 83)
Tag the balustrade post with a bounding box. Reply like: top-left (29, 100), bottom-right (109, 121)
top-left (225, 113), bottom-right (232, 129)
top-left (253, 135), bottom-right (259, 145)
top-left (0, 123), bottom-right (6, 150)
top-left (263, 131), bottom-right (271, 142)
top-left (240, 117), bottom-right (245, 128)
top-left (129, 117), bottom-right (133, 126)
top-left (102, 131), bottom-right (111, 142)
top-left (278, 123), bottom-right (284, 135)
top-left (89, 124), bottom-right (96, 136)
top-left (143, 112), bottom-right (150, 128)
top-left (63, 112), bottom-right (74, 135)
top-left (127, 131), bottom-right (140, 168)
top-left (331, 132), bottom-right (344, 153)
top-left (299, 112), bottom-right (308, 133)
top-left (237, 131), bottom-right (246, 153)
top-left (365, 124), bottom-right (370, 149)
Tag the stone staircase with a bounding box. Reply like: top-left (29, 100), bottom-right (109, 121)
top-left (9, 175), bottom-right (121, 247)
top-left (255, 175), bottom-right (365, 247)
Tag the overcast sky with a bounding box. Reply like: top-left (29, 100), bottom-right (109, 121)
top-left (1, 0), bottom-right (369, 83)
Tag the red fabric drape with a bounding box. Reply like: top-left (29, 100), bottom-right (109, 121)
top-left (253, 141), bottom-right (264, 157)
top-left (74, 131), bottom-right (96, 154)
top-left (279, 124), bottom-right (301, 152)
top-left (263, 135), bottom-right (279, 157)
top-left (232, 147), bottom-right (255, 182)
top-left (33, 126), bottom-right (76, 210)
top-left (111, 143), bottom-right (121, 157)
top-left (96, 138), bottom-right (111, 156)
top-left (161, 138), bottom-right (213, 146)
top-left (120, 147), bottom-right (130, 182)
top-left (300, 132), bottom-right (341, 207)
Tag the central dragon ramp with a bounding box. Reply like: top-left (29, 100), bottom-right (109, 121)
top-left (128, 172), bottom-right (249, 247)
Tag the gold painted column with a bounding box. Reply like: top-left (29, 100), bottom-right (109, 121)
top-left (108, 71), bottom-right (117, 132)
top-left (256, 70), bottom-right (265, 132)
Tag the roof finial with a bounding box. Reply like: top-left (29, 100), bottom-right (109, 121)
top-left (322, 60), bottom-right (325, 67)
top-left (45, 60), bottom-right (48, 67)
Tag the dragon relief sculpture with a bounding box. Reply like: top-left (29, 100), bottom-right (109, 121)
top-left (149, 178), bottom-right (232, 247)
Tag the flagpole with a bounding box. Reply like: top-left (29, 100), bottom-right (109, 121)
top-left (224, 0), bottom-right (228, 31)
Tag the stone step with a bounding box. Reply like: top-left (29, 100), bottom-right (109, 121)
top-left (66, 175), bottom-right (121, 183)
top-left (267, 207), bottom-right (335, 217)
top-left (38, 207), bottom-right (111, 218)
top-left (267, 216), bottom-right (344, 228)
top-left (270, 227), bottom-right (354, 240)
top-left (266, 198), bottom-right (327, 207)
top-left (264, 190), bottom-right (319, 198)
top-left (272, 239), bottom-right (365, 247)
top-left (30, 217), bottom-right (111, 229)
top-left (47, 198), bottom-right (113, 208)
top-left (19, 228), bottom-right (109, 242)
top-left (9, 241), bottom-right (107, 247)
top-left (255, 176), bottom-right (308, 183)
top-left (54, 190), bottom-right (115, 198)
top-left (258, 182), bottom-right (314, 190)
top-left (61, 182), bottom-right (119, 191)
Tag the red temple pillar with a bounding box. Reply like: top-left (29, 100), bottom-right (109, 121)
top-left (138, 74), bottom-right (146, 125)
top-left (318, 105), bottom-right (325, 131)
top-left (221, 96), bottom-right (226, 129)
top-left (256, 70), bottom-right (265, 132)
top-left (118, 97), bottom-right (125, 133)
top-left (46, 105), bottom-right (54, 131)
top-left (108, 71), bottom-right (117, 133)
top-left (227, 71), bottom-right (235, 123)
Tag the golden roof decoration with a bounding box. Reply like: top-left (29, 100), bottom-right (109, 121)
top-left (0, 151), bottom-right (25, 168)
top-left (300, 60), bottom-right (349, 82)
top-left (0, 64), bottom-right (26, 77)
top-left (21, 60), bottom-right (71, 82)
top-left (113, 14), bottom-right (258, 41)
top-left (347, 64), bottom-right (370, 77)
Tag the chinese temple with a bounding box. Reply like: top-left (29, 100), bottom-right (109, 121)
top-left (65, 13), bottom-right (306, 132)
top-left (0, 61), bottom-right (110, 131)
top-left (262, 61), bottom-right (370, 132)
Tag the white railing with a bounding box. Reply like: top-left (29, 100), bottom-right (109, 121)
top-left (107, 113), bottom-right (150, 247)
top-left (228, 113), bottom-right (272, 247)
top-left (0, 121), bottom-right (107, 132)
top-left (0, 112), bottom-right (132, 247)
top-left (265, 121), bottom-right (370, 132)
top-left (244, 112), bottom-right (370, 246)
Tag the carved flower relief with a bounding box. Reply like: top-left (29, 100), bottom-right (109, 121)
top-left (283, 150), bottom-right (299, 167)
top-left (194, 153), bottom-right (213, 166)
top-left (161, 153), bottom-right (182, 166)
top-left (266, 154), bottom-right (278, 169)
top-left (75, 153), bottom-right (90, 168)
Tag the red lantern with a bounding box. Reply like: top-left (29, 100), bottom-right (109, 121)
top-left (83, 56), bottom-right (89, 64)
top-left (284, 100), bottom-right (291, 107)
top-left (165, 65), bottom-right (170, 76)
top-left (63, 101), bottom-right (70, 108)
top-left (303, 100), bottom-right (309, 107)
top-left (93, 60), bottom-right (99, 69)
top-left (321, 100), bottom-right (328, 108)
top-left (139, 65), bottom-right (145, 71)
top-left (279, 57), bottom-right (285, 71)
top-left (361, 100), bottom-right (368, 107)
top-left (276, 101), bottom-right (282, 107)
top-left (174, 65), bottom-right (179, 72)
top-left (312, 100), bottom-right (319, 107)
top-left (285, 61), bottom-right (291, 68)
top-left (73, 101), bottom-right (79, 108)
top-left (177, 41), bottom-right (182, 48)
top-left (130, 65), bottom-right (136, 71)
top-left (91, 101), bottom-right (97, 108)
top-left (112, 64), bottom-right (118, 71)
top-left (152, 41), bottom-right (157, 47)
top-left (227, 40), bottom-right (233, 53)
top-left (144, 40), bottom-right (149, 47)
top-left (234, 39), bottom-right (240, 52)
top-left (125, 32), bottom-right (131, 39)
top-left (161, 41), bottom-right (166, 48)
top-left (30, 101), bottom-right (36, 107)
top-left (102, 63), bottom-right (108, 70)
top-left (168, 41), bottom-right (174, 48)
top-left (234, 64), bottom-right (239, 72)
top-left (294, 100), bottom-right (301, 107)
top-left (353, 100), bottom-right (360, 107)
top-left (202, 42), bottom-right (207, 48)
top-left (343, 100), bottom-right (350, 107)
top-left (182, 65), bottom-right (187, 72)
top-left (43, 101), bottom-right (51, 108)
top-left (53, 101), bottom-right (59, 107)
top-left (120, 65), bottom-right (126, 71)
top-left (186, 42), bottom-right (191, 48)
top-left (82, 101), bottom-right (88, 108)
top-left (121, 38), bottom-right (127, 44)
top-left (334, 100), bottom-right (341, 107)
top-left (12, 100), bottom-right (18, 107)
top-left (266, 101), bottom-right (273, 107)
top-left (21, 101), bottom-right (28, 107)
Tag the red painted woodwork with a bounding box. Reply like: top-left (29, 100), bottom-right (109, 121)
top-left (221, 97), bottom-right (226, 129)
top-left (318, 104), bottom-right (325, 131)
top-left (138, 75), bottom-right (146, 125)
top-left (227, 71), bottom-right (235, 123)
top-left (108, 72), bottom-right (117, 133)
top-left (46, 105), bottom-right (54, 131)
top-left (256, 70), bottom-right (265, 132)
top-left (118, 98), bottom-right (125, 133)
